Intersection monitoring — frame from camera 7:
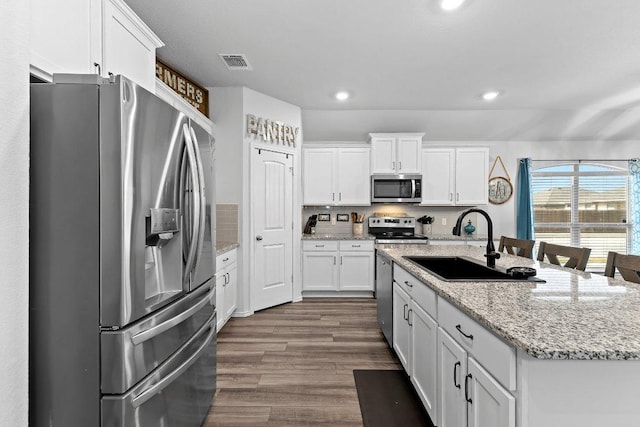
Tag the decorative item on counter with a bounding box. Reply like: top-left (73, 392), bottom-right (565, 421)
top-left (351, 212), bottom-right (364, 235)
top-left (488, 155), bottom-right (514, 204)
top-left (417, 215), bottom-right (434, 235)
top-left (463, 219), bottom-right (476, 235)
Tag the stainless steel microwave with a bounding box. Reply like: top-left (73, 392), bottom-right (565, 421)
top-left (371, 174), bottom-right (422, 203)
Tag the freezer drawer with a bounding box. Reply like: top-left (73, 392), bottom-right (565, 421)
top-left (102, 311), bottom-right (216, 427)
top-left (101, 281), bottom-right (214, 394)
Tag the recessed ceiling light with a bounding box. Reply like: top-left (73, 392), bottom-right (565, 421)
top-left (440, 0), bottom-right (466, 11)
top-left (335, 91), bottom-right (350, 101)
top-left (481, 90), bottom-right (501, 101)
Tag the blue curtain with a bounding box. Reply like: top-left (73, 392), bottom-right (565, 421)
top-left (629, 158), bottom-right (640, 255)
top-left (516, 158), bottom-right (534, 240)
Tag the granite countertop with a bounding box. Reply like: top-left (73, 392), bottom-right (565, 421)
top-left (216, 241), bottom-right (239, 256)
top-left (376, 244), bottom-right (640, 361)
top-left (427, 233), bottom-right (487, 241)
top-left (302, 233), bottom-right (376, 240)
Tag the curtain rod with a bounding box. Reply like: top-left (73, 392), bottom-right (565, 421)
top-left (531, 159), bottom-right (635, 162)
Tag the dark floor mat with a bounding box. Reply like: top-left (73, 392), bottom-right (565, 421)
top-left (353, 369), bottom-right (435, 427)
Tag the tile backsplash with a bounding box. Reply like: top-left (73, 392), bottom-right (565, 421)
top-left (216, 203), bottom-right (238, 243)
top-left (302, 205), bottom-right (480, 236)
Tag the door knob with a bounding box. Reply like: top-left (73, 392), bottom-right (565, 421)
top-left (256, 235), bottom-right (263, 241)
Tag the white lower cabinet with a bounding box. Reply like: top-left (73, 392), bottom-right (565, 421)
top-left (436, 327), bottom-right (515, 427)
top-left (216, 249), bottom-right (238, 331)
top-left (302, 240), bottom-right (374, 292)
top-left (392, 263), bottom-right (515, 427)
top-left (393, 266), bottom-right (439, 422)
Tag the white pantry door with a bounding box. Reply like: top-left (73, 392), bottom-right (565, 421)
top-left (251, 148), bottom-right (293, 311)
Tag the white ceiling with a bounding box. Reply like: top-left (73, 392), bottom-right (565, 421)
top-left (126, 0), bottom-right (640, 140)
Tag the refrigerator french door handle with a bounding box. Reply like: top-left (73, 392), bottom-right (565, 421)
top-left (131, 314), bottom-right (216, 408)
top-left (130, 285), bottom-right (213, 345)
top-left (189, 125), bottom-right (206, 276)
top-left (182, 124), bottom-right (201, 284)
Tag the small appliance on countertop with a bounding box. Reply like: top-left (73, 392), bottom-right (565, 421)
top-left (368, 213), bottom-right (429, 244)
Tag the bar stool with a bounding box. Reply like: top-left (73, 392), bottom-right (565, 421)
top-left (498, 236), bottom-right (535, 259)
top-left (604, 252), bottom-right (640, 283)
top-left (536, 241), bottom-right (591, 271)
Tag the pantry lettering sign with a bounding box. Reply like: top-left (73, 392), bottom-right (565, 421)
top-left (246, 114), bottom-right (299, 147)
top-left (156, 59), bottom-right (209, 117)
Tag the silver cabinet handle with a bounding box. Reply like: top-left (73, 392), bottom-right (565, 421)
top-left (392, 161), bottom-right (396, 170)
top-left (456, 324), bottom-right (474, 340)
top-left (340, 256), bottom-right (343, 265)
top-left (333, 256), bottom-right (336, 265)
top-left (456, 193), bottom-right (460, 202)
top-left (223, 257), bottom-right (229, 262)
top-left (407, 308), bottom-right (413, 326)
top-left (132, 315), bottom-right (216, 408)
top-left (404, 280), bottom-right (413, 288)
top-left (256, 235), bottom-right (263, 241)
top-left (449, 193), bottom-right (453, 201)
top-left (398, 161), bottom-right (402, 170)
top-left (352, 244), bottom-right (361, 248)
top-left (315, 244), bottom-right (324, 248)
top-left (403, 304), bottom-right (408, 320)
top-left (339, 192), bottom-right (342, 201)
top-left (332, 193), bottom-right (335, 201)
top-left (131, 289), bottom-right (211, 345)
top-left (93, 62), bottom-right (101, 75)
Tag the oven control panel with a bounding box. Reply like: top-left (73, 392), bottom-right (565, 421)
top-left (368, 216), bottom-right (415, 228)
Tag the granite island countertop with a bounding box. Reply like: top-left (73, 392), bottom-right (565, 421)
top-left (376, 244), bottom-right (640, 361)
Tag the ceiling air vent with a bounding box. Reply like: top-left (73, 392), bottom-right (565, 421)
top-left (219, 54), bottom-right (252, 71)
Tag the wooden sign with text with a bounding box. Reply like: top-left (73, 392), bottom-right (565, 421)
top-left (156, 59), bottom-right (209, 117)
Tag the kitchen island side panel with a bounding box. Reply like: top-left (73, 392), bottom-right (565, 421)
top-left (29, 84), bottom-right (101, 426)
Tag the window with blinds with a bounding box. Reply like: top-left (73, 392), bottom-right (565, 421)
top-left (532, 162), bottom-right (630, 272)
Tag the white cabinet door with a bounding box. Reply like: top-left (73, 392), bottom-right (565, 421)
top-left (467, 357), bottom-right (515, 427)
top-left (303, 149), bottom-right (336, 205)
top-left (102, 0), bottom-right (163, 92)
top-left (421, 148), bottom-right (455, 205)
top-left (396, 137), bottom-right (422, 174)
top-left (302, 252), bottom-right (339, 291)
top-left (30, 0), bottom-right (101, 79)
top-left (393, 283), bottom-right (412, 373)
top-left (336, 148), bottom-right (370, 205)
top-left (455, 148), bottom-right (489, 206)
top-left (411, 302), bottom-right (439, 422)
top-left (215, 270), bottom-right (226, 331)
top-left (339, 252), bottom-right (374, 291)
top-left (371, 137), bottom-right (396, 174)
top-left (438, 328), bottom-right (467, 427)
top-left (224, 264), bottom-right (238, 321)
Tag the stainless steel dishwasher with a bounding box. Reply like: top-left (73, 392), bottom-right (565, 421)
top-left (376, 252), bottom-right (393, 346)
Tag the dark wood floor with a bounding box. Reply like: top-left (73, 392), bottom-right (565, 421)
top-left (204, 298), bottom-right (401, 427)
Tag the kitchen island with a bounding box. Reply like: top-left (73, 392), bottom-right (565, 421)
top-left (377, 244), bottom-right (640, 427)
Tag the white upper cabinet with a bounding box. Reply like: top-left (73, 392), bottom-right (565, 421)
top-left (101, 0), bottom-right (163, 91)
top-left (30, 0), bottom-right (163, 92)
top-left (421, 147), bottom-right (489, 206)
top-left (370, 133), bottom-right (423, 175)
top-left (303, 146), bottom-right (370, 206)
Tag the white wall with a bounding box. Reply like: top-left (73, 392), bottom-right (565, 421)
top-left (210, 87), bottom-right (303, 315)
top-left (485, 139), bottom-right (640, 238)
top-left (0, 2), bottom-right (29, 425)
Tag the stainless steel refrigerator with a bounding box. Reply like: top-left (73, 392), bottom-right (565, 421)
top-left (29, 74), bottom-right (217, 427)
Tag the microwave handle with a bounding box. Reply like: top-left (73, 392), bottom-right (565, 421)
top-left (412, 179), bottom-right (416, 198)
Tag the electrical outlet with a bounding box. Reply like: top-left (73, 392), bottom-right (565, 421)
top-left (331, 216), bottom-right (336, 225)
top-left (441, 218), bottom-right (447, 226)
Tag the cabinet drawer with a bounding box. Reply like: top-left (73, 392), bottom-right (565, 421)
top-left (216, 249), bottom-right (237, 270)
top-left (339, 240), bottom-right (374, 251)
top-left (393, 265), bottom-right (436, 318)
top-left (302, 240), bottom-right (339, 252)
top-left (438, 298), bottom-right (516, 391)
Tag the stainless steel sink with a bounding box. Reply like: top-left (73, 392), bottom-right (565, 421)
top-left (403, 256), bottom-right (544, 282)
